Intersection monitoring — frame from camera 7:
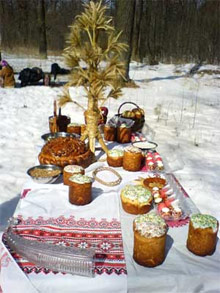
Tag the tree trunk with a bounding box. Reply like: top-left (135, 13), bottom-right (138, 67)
top-left (0, 32), bottom-right (1, 61)
top-left (0, 3), bottom-right (2, 61)
top-left (132, 0), bottom-right (143, 62)
top-left (38, 0), bottom-right (47, 59)
top-left (115, 0), bottom-right (136, 81)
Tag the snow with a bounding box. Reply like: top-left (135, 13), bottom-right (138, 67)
top-left (0, 56), bottom-right (220, 237)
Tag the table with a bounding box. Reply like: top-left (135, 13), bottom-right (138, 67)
top-left (1, 160), bottom-right (220, 293)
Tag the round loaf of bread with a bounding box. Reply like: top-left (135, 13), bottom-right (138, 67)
top-left (187, 214), bottom-right (219, 256)
top-left (133, 212), bottom-right (167, 267)
top-left (120, 184), bottom-right (152, 215)
top-left (107, 149), bottom-right (124, 167)
top-left (67, 123), bottom-right (81, 135)
top-left (123, 146), bottom-right (143, 171)
top-left (68, 174), bottom-right (93, 205)
top-left (117, 124), bottom-right (132, 144)
top-left (63, 165), bottom-right (85, 185)
top-left (104, 124), bottom-right (116, 141)
top-left (38, 137), bottom-right (94, 168)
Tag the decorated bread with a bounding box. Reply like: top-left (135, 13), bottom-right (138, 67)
top-left (123, 146), bottom-right (143, 171)
top-left (104, 124), bottom-right (116, 141)
top-left (107, 149), bottom-right (124, 167)
top-left (67, 123), bottom-right (81, 135)
top-left (133, 212), bottom-right (167, 267)
top-left (63, 165), bottom-right (85, 185)
top-left (38, 137), bottom-right (94, 168)
top-left (68, 174), bottom-right (93, 205)
top-left (187, 214), bottom-right (219, 256)
top-left (117, 124), bottom-right (132, 144)
top-left (120, 184), bottom-right (152, 214)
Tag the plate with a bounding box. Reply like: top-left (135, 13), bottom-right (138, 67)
top-left (132, 140), bottom-right (158, 151)
top-left (143, 177), bottom-right (166, 190)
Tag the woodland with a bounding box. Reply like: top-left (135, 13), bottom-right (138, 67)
top-left (0, 0), bottom-right (220, 66)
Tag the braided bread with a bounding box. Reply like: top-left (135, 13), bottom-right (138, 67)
top-left (38, 137), bottom-right (94, 168)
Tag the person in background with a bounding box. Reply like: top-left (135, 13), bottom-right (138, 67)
top-left (0, 60), bottom-right (15, 88)
top-left (0, 62), bottom-right (3, 87)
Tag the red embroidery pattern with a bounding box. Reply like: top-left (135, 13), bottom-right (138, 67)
top-left (20, 189), bottom-right (31, 199)
top-left (0, 247), bottom-right (12, 269)
top-left (3, 216), bottom-right (127, 276)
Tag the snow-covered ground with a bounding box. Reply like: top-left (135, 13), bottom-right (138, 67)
top-left (0, 56), bottom-right (220, 237)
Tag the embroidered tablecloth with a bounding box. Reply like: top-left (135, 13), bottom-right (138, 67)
top-left (2, 215), bottom-right (126, 276)
top-left (0, 166), bottom-right (128, 293)
top-left (1, 161), bottom-right (220, 292)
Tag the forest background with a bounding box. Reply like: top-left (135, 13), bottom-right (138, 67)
top-left (0, 0), bottom-right (220, 68)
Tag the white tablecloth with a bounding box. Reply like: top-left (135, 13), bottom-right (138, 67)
top-left (118, 174), bottom-right (220, 293)
top-left (1, 163), bottom-right (220, 293)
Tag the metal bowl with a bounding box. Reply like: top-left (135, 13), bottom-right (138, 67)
top-left (41, 132), bottom-right (80, 142)
top-left (27, 164), bottom-right (62, 184)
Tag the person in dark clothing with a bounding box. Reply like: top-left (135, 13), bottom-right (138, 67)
top-left (18, 67), bottom-right (44, 87)
top-left (50, 63), bottom-right (70, 80)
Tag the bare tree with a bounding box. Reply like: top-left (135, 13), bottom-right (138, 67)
top-left (0, 0), bottom-right (219, 63)
top-left (38, 0), bottom-right (47, 58)
top-left (0, 6), bottom-right (2, 61)
top-left (115, 0), bottom-right (136, 80)
top-left (132, 0), bottom-right (143, 61)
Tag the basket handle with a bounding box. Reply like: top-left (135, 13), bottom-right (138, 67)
top-left (118, 102), bottom-right (140, 115)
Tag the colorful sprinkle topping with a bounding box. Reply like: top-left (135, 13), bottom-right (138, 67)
top-left (121, 184), bottom-right (152, 203)
top-left (191, 214), bottom-right (218, 232)
top-left (69, 174), bottom-right (92, 184)
top-left (134, 212), bottom-right (167, 238)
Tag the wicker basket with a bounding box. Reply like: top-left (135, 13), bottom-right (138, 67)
top-left (117, 102), bottom-right (145, 132)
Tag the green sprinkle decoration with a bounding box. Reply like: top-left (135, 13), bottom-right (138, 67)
top-left (191, 214), bottom-right (218, 231)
